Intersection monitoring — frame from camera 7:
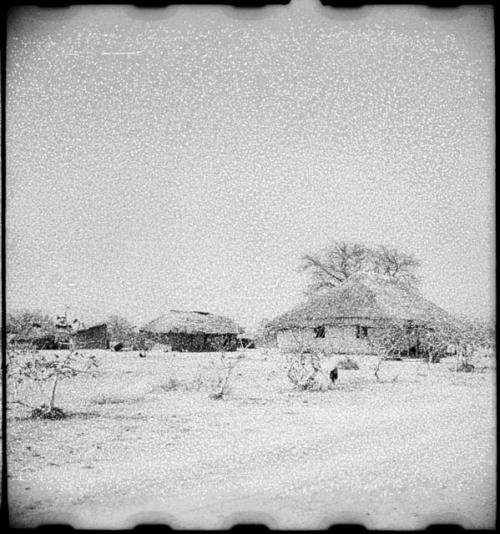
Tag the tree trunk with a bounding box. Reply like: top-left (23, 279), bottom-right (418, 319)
top-left (49, 374), bottom-right (59, 410)
top-left (455, 346), bottom-right (463, 372)
top-left (463, 345), bottom-right (470, 366)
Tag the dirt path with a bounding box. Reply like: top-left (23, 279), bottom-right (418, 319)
top-left (10, 377), bottom-right (495, 529)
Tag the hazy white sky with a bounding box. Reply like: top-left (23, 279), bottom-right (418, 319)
top-left (7, 1), bottom-right (494, 329)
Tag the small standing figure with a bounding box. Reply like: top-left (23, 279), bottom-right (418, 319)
top-left (330, 367), bottom-right (338, 385)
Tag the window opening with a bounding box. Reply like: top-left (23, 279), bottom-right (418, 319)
top-left (314, 326), bottom-right (326, 338)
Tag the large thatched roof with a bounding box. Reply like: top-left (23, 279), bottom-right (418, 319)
top-left (268, 273), bottom-right (452, 331)
top-left (141, 310), bottom-right (241, 335)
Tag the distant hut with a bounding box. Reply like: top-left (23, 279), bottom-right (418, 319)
top-left (32, 335), bottom-right (58, 350)
top-left (8, 328), bottom-right (58, 350)
top-left (73, 323), bottom-right (109, 350)
top-left (267, 273), bottom-right (452, 357)
top-left (7, 333), bottom-right (33, 350)
top-left (140, 310), bottom-right (241, 352)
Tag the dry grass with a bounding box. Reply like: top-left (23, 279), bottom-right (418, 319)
top-left (7, 348), bottom-right (496, 529)
top-left (91, 393), bottom-right (148, 406)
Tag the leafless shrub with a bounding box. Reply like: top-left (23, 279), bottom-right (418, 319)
top-left (367, 319), bottom-right (409, 381)
top-left (420, 314), bottom-right (495, 376)
top-left (207, 339), bottom-right (252, 400)
top-left (285, 349), bottom-right (333, 391)
top-left (190, 364), bottom-right (205, 391)
top-left (455, 362), bottom-right (475, 373)
top-left (282, 331), bottom-right (333, 391)
top-left (7, 343), bottom-right (99, 418)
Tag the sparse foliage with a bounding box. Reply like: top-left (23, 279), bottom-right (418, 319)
top-left (105, 314), bottom-right (136, 346)
top-left (255, 318), bottom-right (278, 348)
top-left (366, 313), bottom-right (495, 380)
top-left (7, 309), bottom-right (57, 338)
top-left (283, 332), bottom-right (332, 391)
top-left (301, 240), bottom-right (420, 295)
top-left (370, 245), bottom-right (420, 289)
top-left (207, 338), bottom-right (251, 399)
top-left (423, 314), bottom-right (495, 373)
top-left (367, 320), bottom-right (409, 381)
top-left (7, 344), bottom-right (99, 418)
top-left (285, 350), bottom-right (333, 391)
top-left (301, 241), bottom-right (371, 293)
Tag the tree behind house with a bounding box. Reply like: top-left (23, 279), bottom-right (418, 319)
top-left (7, 309), bottom-right (57, 339)
top-left (105, 315), bottom-right (136, 346)
top-left (301, 240), bottom-right (420, 295)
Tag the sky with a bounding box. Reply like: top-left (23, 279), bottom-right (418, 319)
top-left (7, 1), bottom-right (495, 330)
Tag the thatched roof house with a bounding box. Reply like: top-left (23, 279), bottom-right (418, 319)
top-left (268, 273), bottom-right (452, 356)
top-left (140, 310), bottom-right (242, 352)
top-left (7, 332), bottom-right (58, 350)
top-left (73, 323), bottom-right (109, 350)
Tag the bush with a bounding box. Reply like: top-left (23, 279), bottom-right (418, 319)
top-left (92, 393), bottom-right (145, 405)
top-left (7, 346), bottom-right (99, 415)
top-left (456, 362), bottom-right (475, 373)
top-left (157, 378), bottom-right (183, 392)
top-left (30, 405), bottom-right (68, 420)
top-left (285, 350), bottom-right (332, 391)
top-left (337, 357), bottom-right (359, 370)
top-left (206, 353), bottom-right (245, 399)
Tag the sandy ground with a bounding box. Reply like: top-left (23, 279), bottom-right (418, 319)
top-left (7, 349), bottom-right (496, 529)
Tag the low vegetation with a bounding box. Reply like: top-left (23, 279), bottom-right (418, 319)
top-left (7, 344), bottom-right (99, 419)
top-left (91, 392), bottom-right (147, 406)
top-left (6, 307), bottom-right (495, 422)
top-left (206, 339), bottom-right (252, 400)
top-left (7, 346), bottom-right (495, 529)
top-left (336, 356), bottom-right (360, 370)
top-left (285, 351), bottom-right (333, 392)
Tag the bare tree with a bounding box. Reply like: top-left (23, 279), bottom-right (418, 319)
top-left (7, 342), bottom-right (99, 418)
top-left (412, 314), bottom-right (494, 374)
top-left (301, 241), bottom-right (371, 293)
top-left (371, 245), bottom-right (420, 288)
top-left (105, 314), bottom-right (136, 346)
top-left (440, 315), bottom-right (494, 372)
top-left (301, 241), bottom-right (420, 295)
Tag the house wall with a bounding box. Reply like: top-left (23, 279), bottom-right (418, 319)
top-left (142, 332), bottom-right (238, 352)
top-left (277, 325), bottom-right (374, 355)
top-left (277, 324), bottom-right (426, 357)
top-left (74, 324), bottom-right (109, 350)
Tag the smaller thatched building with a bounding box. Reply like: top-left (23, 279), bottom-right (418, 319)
top-left (7, 333), bottom-right (58, 350)
top-left (73, 324), bottom-right (109, 350)
top-left (140, 310), bottom-right (241, 352)
top-left (267, 273), bottom-right (452, 357)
